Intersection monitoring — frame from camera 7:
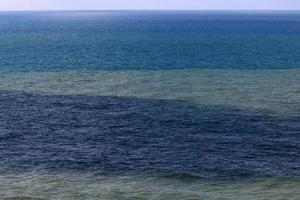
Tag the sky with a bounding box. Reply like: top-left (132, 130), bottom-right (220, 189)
top-left (0, 0), bottom-right (299, 11)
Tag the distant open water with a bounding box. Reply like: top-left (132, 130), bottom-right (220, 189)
top-left (0, 11), bottom-right (299, 199)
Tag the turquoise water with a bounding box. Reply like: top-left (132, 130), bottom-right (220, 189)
top-left (1, 11), bottom-right (300, 71)
top-left (0, 11), bottom-right (300, 199)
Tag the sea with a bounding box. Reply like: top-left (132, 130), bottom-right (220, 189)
top-left (0, 11), bottom-right (299, 199)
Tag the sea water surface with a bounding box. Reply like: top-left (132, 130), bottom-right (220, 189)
top-left (0, 11), bottom-right (300, 199)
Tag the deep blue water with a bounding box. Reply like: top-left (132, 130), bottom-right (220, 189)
top-left (1, 11), bottom-right (300, 71)
top-left (0, 91), bottom-right (299, 180)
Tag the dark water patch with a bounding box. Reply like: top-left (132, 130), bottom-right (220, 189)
top-left (0, 91), bottom-right (299, 180)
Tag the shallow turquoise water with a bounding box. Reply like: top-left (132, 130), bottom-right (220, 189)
top-left (1, 69), bottom-right (299, 117)
top-left (1, 172), bottom-right (300, 200)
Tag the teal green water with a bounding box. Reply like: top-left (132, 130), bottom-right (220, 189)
top-left (1, 173), bottom-right (299, 200)
top-left (1, 69), bottom-right (299, 117)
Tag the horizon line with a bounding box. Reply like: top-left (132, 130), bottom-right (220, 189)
top-left (0, 9), bottom-right (300, 12)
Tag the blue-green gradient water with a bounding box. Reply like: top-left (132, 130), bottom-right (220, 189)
top-left (0, 11), bottom-right (300, 199)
